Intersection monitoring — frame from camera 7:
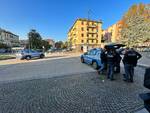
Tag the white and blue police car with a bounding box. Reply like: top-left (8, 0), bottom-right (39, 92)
top-left (80, 48), bottom-right (103, 70)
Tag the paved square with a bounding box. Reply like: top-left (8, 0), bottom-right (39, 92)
top-left (0, 70), bottom-right (148, 113)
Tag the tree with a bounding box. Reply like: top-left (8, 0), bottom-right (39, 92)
top-left (41, 40), bottom-right (52, 51)
top-left (55, 41), bottom-right (63, 49)
top-left (61, 41), bottom-right (69, 49)
top-left (28, 29), bottom-right (42, 49)
top-left (120, 3), bottom-right (150, 47)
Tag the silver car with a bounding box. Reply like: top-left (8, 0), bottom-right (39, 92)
top-left (16, 49), bottom-right (45, 60)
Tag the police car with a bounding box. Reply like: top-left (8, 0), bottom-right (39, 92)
top-left (80, 48), bottom-right (103, 69)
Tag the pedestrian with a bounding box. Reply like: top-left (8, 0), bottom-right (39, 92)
top-left (97, 48), bottom-right (107, 75)
top-left (106, 49), bottom-right (116, 80)
top-left (114, 50), bottom-right (122, 73)
top-left (122, 48), bottom-right (142, 82)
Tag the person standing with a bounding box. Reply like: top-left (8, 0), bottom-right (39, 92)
top-left (114, 51), bottom-right (122, 73)
top-left (122, 48), bottom-right (142, 82)
top-left (97, 48), bottom-right (107, 75)
top-left (106, 49), bottom-right (116, 80)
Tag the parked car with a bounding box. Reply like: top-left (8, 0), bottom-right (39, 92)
top-left (16, 49), bottom-right (45, 60)
top-left (80, 48), bottom-right (103, 69)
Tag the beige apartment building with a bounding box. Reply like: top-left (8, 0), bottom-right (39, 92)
top-left (106, 20), bottom-right (123, 43)
top-left (68, 18), bottom-right (103, 52)
top-left (0, 28), bottom-right (19, 47)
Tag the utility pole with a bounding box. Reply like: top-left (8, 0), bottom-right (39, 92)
top-left (87, 9), bottom-right (92, 51)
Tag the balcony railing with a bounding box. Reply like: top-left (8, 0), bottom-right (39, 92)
top-left (87, 25), bottom-right (97, 28)
top-left (87, 36), bottom-right (97, 40)
top-left (87, 31), bottom-right (98, 34)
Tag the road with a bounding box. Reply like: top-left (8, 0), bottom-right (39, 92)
top-left (0, 56), bottom-right (149, 113)
top-left (0, 57), bottom-right (95, 83)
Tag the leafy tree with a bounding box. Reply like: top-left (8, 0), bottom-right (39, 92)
top-left (28, 29), bottom-right (42, 49)
top-left (55, 41), bottom-right (63, 49)
top-left (120, 3), bottom-right (150, 47)
top-left (41, 40), bottom-right (52, 51)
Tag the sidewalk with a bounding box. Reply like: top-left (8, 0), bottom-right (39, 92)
top-left (138, 52), bottom-right (150, 68)
top-left (0, 52), bottom-right (81, 66)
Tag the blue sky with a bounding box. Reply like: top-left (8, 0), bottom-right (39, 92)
top-left (0, 0), bottom-right (149, 41)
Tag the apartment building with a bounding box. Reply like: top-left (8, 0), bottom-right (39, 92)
top-left (68, 18), bottom-right (103, 52)
top-left (105, 20), bottom-right (123, 43)
top-left (0, 28), bottom-right (19, 47)
top-left (45, 39), bottom-right (55, 47)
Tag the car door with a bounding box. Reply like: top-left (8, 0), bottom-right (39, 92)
top-left (83, 51), bottom-right (90, 63)
top-left (95, 51), bottom-right (102, 67)
top-left (30, 50), bottom-right (39, 57)
top-left (86, 49), bottom-right (95, 64)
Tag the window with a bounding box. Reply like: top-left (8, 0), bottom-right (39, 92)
top-left (96, 40), bottom-right (98, 43)
top-left (81, 27), bottom-right (84, 31)
top-left (81, 40), bottom-right (84, 43)
top-left (87, 28), bottom-right (89, 31)
top-left (92, 34), bottom-right (94, 37)
top-left (91, 40), bottom-right (93, 43)
top-left (89, 50), bottom-right (97, 55)
top-left (81, 34), bottom-right (84, 37)
top-left (87, 34), bottom-right (89, 37)
top-left (97, 34), bottom-right (98, 37)
top-left (81, 21), bottom-right (84, 25)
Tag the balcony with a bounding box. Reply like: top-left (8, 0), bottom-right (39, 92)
top-left (87, 36), bottom-right (97, 40)
top-left (87, 24), bottom-right (97, 28)
top-left (87, 30), bottom-right (98, 34)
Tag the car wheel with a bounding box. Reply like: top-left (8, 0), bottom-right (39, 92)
top-left (26, 56), bottom-right (31, 60)
top-left (40, 54), bottom-right (45, 58)
top-left (81, 57), bottom-right (84, 63)
top-left (92, 61), bottom-right (98, 69)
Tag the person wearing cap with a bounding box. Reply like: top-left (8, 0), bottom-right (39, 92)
top-left (122, 48), bottom-right (142, 82)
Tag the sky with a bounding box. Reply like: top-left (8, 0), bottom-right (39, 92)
top-left (0, 0), bottom-right (149, 41)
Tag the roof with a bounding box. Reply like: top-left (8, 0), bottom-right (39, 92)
top-left (68, 18), bottom-right (102, 33)
top-left (0, 28), bottom-right (19, 37)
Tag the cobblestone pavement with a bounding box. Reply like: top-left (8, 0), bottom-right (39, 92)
top-left (138, 52), bottom-right (150, 67)
top-left (0, 66), bottom-right (149, 113)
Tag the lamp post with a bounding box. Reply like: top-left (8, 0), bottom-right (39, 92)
top-left (42, 46), bottom-right (45, 52)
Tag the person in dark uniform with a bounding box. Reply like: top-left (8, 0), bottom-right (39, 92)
top-left (106, 49), bottom-right (116, 80)
top-left (114, 51), bottom-right (122, 73)
top-left (122, 48), bottom-right (142, 82)
top-left (97, 48), bottom-right (107, 74)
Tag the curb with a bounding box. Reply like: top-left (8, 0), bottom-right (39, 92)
top-left (137, 63), bottom-right (150, 68)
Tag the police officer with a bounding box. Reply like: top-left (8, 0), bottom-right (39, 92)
top-left (114, 51), bottom-right (122, 73)
top-left (106, 48), bottom-right (116, 80)
top-left (97, 48), bottom-right (107, 74)
top-left (123, 48), bottom-right (142, 82)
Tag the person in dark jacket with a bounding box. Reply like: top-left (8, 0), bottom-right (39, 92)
top-left (123, 48), bottom-right (142, 82)
top-left (106, 49), bottom-right (116, 80)
top-left (114, 51), bottom-right (122, 73)
top-left (97, 48), bottom-right (107, 74)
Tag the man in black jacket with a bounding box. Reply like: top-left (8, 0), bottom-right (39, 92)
top-left (97, 48), bottom-right (107, 74)
top-left (123, 48), bottom-right (142, 82)
top-left (106, 49), bottom-right (116, 80)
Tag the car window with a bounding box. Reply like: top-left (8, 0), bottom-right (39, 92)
top-left (89, 50), bottom-right (97, 55)
top-left (23, 49), bottom-right (29, 53)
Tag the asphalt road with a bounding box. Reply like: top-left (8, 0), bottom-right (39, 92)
top-left (0, 57), bottom-right (95, 83)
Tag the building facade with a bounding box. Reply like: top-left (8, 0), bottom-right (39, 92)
top-left (45, 39), bottom-right (55, 47)
top-left (68, 18), bottom-right (103, 52)
top-left (19, 40), bottom-right (28, 48)
top-left (104, 20), bottom-right (123, 43)
top-left (0, 28), bottom-right (19, 47)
